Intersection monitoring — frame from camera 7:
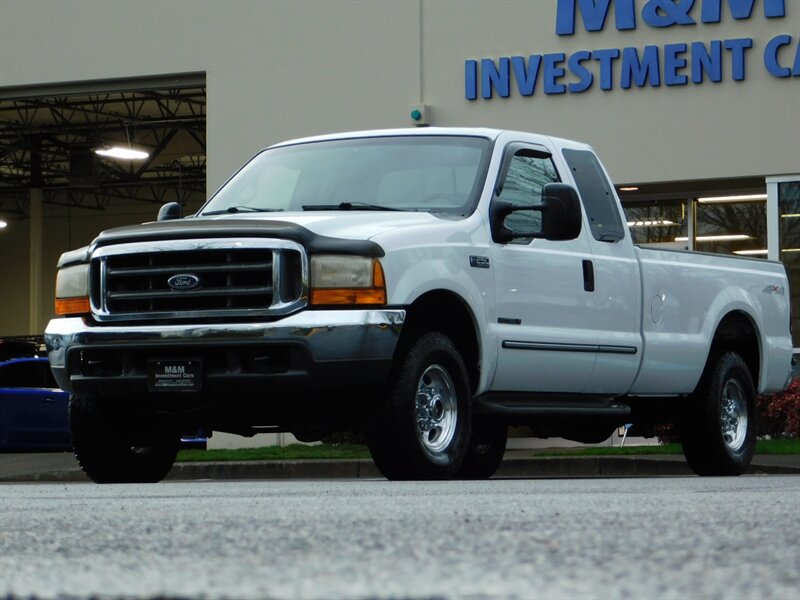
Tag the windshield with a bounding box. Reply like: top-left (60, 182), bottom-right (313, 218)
top-left (200, 135), bottom-right (491, 217)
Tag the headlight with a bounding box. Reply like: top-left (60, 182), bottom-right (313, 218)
top-left (309, 255), bottom-right (386, 306)
top-left (54, 264), bottom-right (90, 316)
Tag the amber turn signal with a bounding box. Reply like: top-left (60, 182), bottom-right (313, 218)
top-left (55, 297), bottom-right (90, 316)
top-left (310, 288), bottom-right (387, 305)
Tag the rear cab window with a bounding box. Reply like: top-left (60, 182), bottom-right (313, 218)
top-left (562, 148), bottom-right (625, 242)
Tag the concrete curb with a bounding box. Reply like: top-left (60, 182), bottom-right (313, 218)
top-left (2, 455), bottom-right (798, 482)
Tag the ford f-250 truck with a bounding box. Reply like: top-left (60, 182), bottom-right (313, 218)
top-left (45, 128), bottom-right (793, 483)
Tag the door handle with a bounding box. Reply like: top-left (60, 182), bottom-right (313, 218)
top-left (582, 259), bottom-right (595, 292)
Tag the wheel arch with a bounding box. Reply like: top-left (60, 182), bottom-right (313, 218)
top-left (400, 290), bottom-right (482, 394)
top-left (697, 310), bottom-right (761, 394)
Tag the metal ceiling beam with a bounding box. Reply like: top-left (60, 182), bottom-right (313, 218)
top-left (0, 83), bottom-right (206, 211)
top-left (0, 72), bottom-right (206, 100)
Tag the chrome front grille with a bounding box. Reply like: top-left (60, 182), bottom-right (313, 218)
top-left (90, 239), bottom-right (307, 321)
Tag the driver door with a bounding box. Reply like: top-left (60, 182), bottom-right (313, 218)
top-left (489, 144), bottom-right (597, 393)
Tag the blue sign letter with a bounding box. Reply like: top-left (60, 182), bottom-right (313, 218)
top-left (664, 43), bottom-right (689, 85)
top-left (642, 0), bottom-right (696, 28)
top-left (691, 41), bottom-right (723, 83)
top-left (543, 53), bottom-right (568, 94)
top-left (621, 46), bottom-right (661, 88)
top-left (465, 60), bottom-right (478, 100)
top-left (481, 58), bottom-right (511, 99)
top-left (568, 51), bottom-right (595, 92)
top-left (512, 55), bottom-right (543, 96)
top-left (556, 0), bottom-right (636, 35)
top-left (724, 38), bottom-right (753, 80)
top-left (764, 35), bottom-right (794, 77)
top-left (593, 48), bottom-right (621, 89)
top-left (701, 0), bottom-right (785, 23)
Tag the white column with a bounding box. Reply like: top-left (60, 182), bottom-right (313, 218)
top-left (28, 188), bottom-right (44, 335)
top-left (767, 179), bottom-right (780, 262)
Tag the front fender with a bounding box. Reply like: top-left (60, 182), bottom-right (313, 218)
top-left (383, 246), bottom-right (496, 394)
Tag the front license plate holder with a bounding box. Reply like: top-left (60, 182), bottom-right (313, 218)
top-left (147, 359), bottom-right (202, 392)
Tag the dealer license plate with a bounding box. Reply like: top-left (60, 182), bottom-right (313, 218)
top-left (147, 359), bottom-right (202, 392)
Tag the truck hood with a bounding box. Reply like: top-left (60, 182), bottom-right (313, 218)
top-left (199, 211), bottom-right (445, 239)
top-left (81, 211), bottom-right (449, 262)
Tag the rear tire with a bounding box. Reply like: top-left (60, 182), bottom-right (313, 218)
top-left (457, 421), bottom-right (507, 479)
top-left (69, 394), bottom-right (179, 483)
top-left (681, 352), bottom-right (756, 476)
top-left (367, 331), bottom-right (471, 480)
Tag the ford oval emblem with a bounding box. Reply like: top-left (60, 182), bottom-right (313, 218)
top-left (167, 274), bottom-right (200, 290)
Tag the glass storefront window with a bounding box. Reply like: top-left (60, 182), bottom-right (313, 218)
top-left (695, 197), bottom-right (767, 257)
top-left (778, 181), bottom-right (800, 347)
top-left (623, 199), bottom-right (688, 249)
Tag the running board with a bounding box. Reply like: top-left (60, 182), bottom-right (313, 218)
top-left (473, 393), bottom-right (631, 418)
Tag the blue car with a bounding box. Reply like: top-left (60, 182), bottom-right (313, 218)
top-left (0, 356), bottom-right (71, 451)
top-left (0, 355), bottom-right (207, 451)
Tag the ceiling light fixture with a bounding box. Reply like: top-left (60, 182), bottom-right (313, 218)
top-left (733, 249), bottom-right (768, 256)
top-left (675, 234), bottom-right (752, 242)
top-left (95, 146), bottom-right (149, 160)
top-left (619, 186), bottom-right (639, 192)
top-left (94, 121), bottom-right (149, 160)
top-left (627, 220), bottom-right (676, 227)
top-left (0, 220), bottom-right (7, 230)
top-left (697, 193), bottom-right (767, 203)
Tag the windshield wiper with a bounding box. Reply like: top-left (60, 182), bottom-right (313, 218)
top-left (202, 206), bottom-right (283, 215)
top-left (301, 202), bottom-right (408, 212)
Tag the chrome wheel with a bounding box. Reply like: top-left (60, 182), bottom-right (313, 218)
top-left (366, 331), bottom-right (470, 480)
top-left (720, 379), bottom-right (748, 452)
top-left (415, 364), bottom-right (458, 454)
top-left (681, 352), bottom-right (755, 477)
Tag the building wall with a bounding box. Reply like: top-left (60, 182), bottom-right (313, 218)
top-left (423, 0), bottom-right (800, 183)
top-left (2, 0), bottom-right (798, 189)
top-left (1, 0), bottom-right (799, 333)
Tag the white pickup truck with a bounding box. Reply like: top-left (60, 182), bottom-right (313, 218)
top-left (46, 128), bottom-right (793, 483)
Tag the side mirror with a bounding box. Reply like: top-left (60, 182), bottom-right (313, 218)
top-left (490, 183), bottom-right (582, 244)
top-left (157, 202), bottom-right (182, 222)
top-left (540, 183), bottom-right (582, 241)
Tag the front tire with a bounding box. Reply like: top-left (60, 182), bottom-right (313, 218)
top-left (69, 394), bottom-right (180, 483)
top-left (367, 331), bottom-right (471, 480)
top-left (457, 421), bottom-right (508, 479)
top-left (681, 352), bottom-right (756, 476)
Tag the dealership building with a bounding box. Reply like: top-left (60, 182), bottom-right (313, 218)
top-left (1, 0), bottom-right (799, 340)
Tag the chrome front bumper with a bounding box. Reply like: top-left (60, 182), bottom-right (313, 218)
top-left (45, 309), bottom-right (405, 395)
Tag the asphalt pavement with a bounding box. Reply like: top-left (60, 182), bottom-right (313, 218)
top-left (2, 477), bottom-right (798, 599)
top-left (1, 449), bottom-right (798, 482)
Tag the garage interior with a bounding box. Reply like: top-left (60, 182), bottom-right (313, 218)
top-left (0, 73), bottom-right (206, 336)
top-left (0, 73), bottom-right (206, 218)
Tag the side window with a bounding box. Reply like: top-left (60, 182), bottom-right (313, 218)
top-left (0, 361), bottom-right (45, 388)
top-left (562, 148), bottom-right (625, 242)
top-left (497, 149), bottom-right (560, 242)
